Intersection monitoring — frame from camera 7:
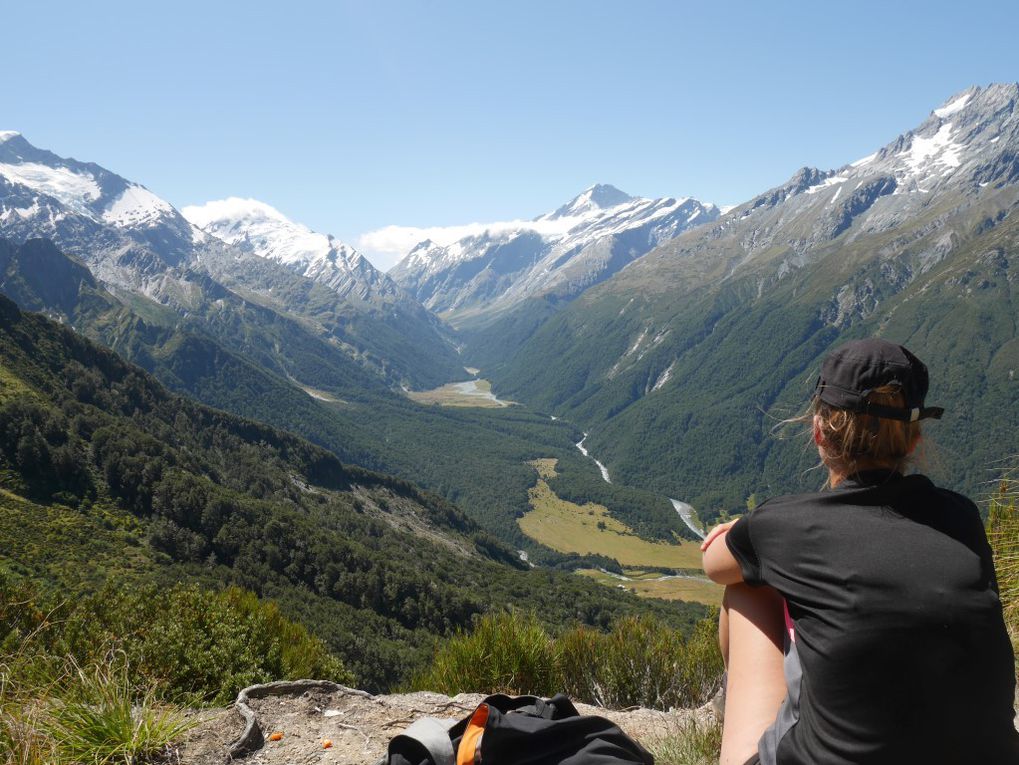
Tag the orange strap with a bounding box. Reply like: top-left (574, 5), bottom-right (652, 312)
top-left (456, 703), bottom-right (489, 765)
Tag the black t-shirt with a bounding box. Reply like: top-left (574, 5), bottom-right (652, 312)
top-left (726, 470), bottom-right (1019, 764)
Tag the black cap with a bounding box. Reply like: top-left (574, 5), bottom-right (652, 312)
top-left (814, 338), bottom-right (944, 422)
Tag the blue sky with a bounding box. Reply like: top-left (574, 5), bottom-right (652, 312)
top-left (5, 1), bottom-right (1018, 269)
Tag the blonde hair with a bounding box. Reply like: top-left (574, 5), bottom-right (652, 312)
top-left (813, 384), bottom-right (921, 480)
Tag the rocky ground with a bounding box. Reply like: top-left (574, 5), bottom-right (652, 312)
top-left (174, 680), bottom-right (1019, 764)
top-left (176, 681), bottom-right (714, 765)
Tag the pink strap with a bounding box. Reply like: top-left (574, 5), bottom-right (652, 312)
top-left (783, 599), bottom-right (796, 644)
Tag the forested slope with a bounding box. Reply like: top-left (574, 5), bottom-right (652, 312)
top-left (0, 294), bottom-right (705, 690)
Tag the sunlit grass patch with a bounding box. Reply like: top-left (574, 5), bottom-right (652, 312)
top-left (0, 364), bottom-right (33, 405)
top-left (577, 569), bottom-right (722, 606)
top-left (406, 378), bottom-right (514, 408)
top-left (528, 458), bottom-right (558, 480)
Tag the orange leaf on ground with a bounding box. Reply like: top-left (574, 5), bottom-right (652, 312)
top-left (269, 732), bottom-right (284, 742)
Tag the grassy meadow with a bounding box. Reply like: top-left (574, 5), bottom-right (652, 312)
top-left (519, 459), bottom-right (720, 605)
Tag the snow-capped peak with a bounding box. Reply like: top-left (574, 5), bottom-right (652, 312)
top-left (182, 197), bottom-right (334, 267)
top-left (545, 184), bottom-right (633, 220)
top-left (776, 84), bottom-right (1019, 203)
top-left (870, 84), bottom-right (1014, 190)
top-left (0, 160), bottom-right (102, 217)
top-left (390, 185), bottom-right (719, 317)
top-left (0, 132), bottom-right (177, 230)
top-left (181, 197), bottom-right (292, 231)
top-left (734, 83), bottom-right (1019, 237)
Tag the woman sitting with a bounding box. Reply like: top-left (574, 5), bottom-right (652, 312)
top-left (701, 338), bottom-right (1019, 764)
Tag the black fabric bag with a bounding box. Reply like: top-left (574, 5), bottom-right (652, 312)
top-left (383, 693), bottom-right (654, 765)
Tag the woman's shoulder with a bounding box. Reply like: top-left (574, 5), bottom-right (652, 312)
top-left (903, 473), bottom-right (980, 511)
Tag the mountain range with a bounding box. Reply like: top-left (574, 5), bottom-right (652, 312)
top-left (2, 82), bottom-right (1018, 547)
top-left (0, 131), bottom-right (460, 390)
top-left (2, 83), bottom-right (1019, 706)
top-left (0, 132), bottom-right (713, 552)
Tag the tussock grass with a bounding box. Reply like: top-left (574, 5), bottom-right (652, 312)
top-left (1, 672), bottom-right (57, 765)
top-left (1, 567), bottom-right (347, 764)
top-left (0, 616), bottom-right (192, 765)
top-left (0, 586), bottom-right (62, 765)
top-left (646, 716), bottom-right (723, 765)
top-left (44, 656), bottom-right (192, 765)
top-left (987, 471), bottom-right (1019, 654)
top-left (1, 651), bottom-right (192, 765)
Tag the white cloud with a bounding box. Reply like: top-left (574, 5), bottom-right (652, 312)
top-left (357, 217), bottom-right (580, 260)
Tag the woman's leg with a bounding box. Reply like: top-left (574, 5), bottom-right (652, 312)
top-left (718, 583), bottom-right (787, 765)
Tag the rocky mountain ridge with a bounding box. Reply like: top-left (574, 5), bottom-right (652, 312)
top-left (681, 82), bottom-right (1019, 314)
top-left (0, 131), bottom-right (199, 288)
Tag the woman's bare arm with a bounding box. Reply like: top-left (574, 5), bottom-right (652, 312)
top-left (701, 520), bottom-right (745, 585)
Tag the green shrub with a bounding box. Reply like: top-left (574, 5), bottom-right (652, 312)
top-left (413, 611), bottom-right (723, 710)
top-left (56, 583), bottom-right (352, 704)
top-left (1, 567), bottom-right (351, 707)
top-left (413, 611), bottom-right (560, 697)
top-left (676, 617), bottom-right (727, 707)
top-left (561, 615), bottom-right (722, 710)
top-left (555, 625), bottom-right (600, 702)
top-left (589, 616), bottom-right (689, 709)
top-left (0, 569), bottom-right (355, 763)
